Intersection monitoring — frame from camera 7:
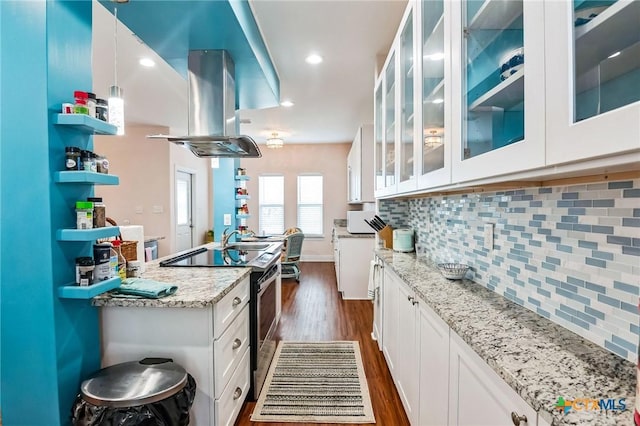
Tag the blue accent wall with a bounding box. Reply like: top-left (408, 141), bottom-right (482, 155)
top-left (214, 158), bottom-right (240, 243)
top-left (1, 1), bottom-right (99, 423)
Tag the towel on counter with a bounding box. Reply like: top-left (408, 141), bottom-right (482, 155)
top-left (367, 260), bottom-right (376, 302)
top-left (113, 278), bottom-right (178, 299)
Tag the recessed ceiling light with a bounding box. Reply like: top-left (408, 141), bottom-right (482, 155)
top-left (432, 98), bottom-right (444, 104)
top-left (607, 51), bottom-right (621, 59)
top-left (305, 54), bottom-right (323, 65)
top-left (139, 57), bottom-right (155, 67)
top-left (280, 100), bottom-right (294, 107)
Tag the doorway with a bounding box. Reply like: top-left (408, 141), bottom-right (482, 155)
top-left (175, 169), bottom-right (194, 252)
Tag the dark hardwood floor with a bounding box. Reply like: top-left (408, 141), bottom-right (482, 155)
top-left (235, 262), bottom-right (409, 426)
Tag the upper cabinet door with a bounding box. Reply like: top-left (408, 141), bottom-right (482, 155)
top-left (417, 0), bottom-right (453, 189)
top-left (374, 80), bottom-right (384, 194)
top-left (545, 0), bottom-right (640, 166)
top-left (375, 42), bottom-right (399, 197)
top-left (398, 5), bottom-right (418, 194)
top-left (451, 0), bottom-right (545, 183)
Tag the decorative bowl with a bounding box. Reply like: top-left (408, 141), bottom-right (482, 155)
top-left (437, 263), bottom-right (470, 280)
top-left (499, 47), bottom-right (524, 81)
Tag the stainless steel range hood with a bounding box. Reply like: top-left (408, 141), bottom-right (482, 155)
top-left (149, 50), bottom-right (261, 158)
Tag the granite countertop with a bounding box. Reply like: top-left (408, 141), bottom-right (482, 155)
top-left (92, 244), bottom-right (251, 309)
top-left (333, 225), bottom-right (375, 239)
top-left (144, 235), bottom-right (165, 243)
top-left (376, 249), bottom-right (636, 426)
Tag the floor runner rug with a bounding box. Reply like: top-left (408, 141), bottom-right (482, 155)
top-left (251, 341), bottom-right (375, 423)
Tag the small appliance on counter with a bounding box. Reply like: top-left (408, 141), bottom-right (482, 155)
top-left (347, 210), bottom-right (376, 234)
top-left (392, 228), bottom-right (414, 252)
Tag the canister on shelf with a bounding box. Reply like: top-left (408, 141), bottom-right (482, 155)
top-left (87, 92), bottom-right (97, 118)
top-left (65, 146), bottom-right (81, 170)
top-left (93, 243), bottom-right (112, 282)
top-left (126, 260), bottom-right (141, 278)
top-left (87, 197), bottom-right (105, 228)
top-left (81, 150), bottom-right (92, 171)
top-left (96, 155), bottom-right (109, 174)
top-left (76, 257), bottom-right (95, 286)
top-left (76, 201), bottom-right (94, 229)
top-left (95, 99), bottom-right (108, 121)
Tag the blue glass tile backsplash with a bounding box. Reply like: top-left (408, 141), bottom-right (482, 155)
top-left (379, 179), bottom-right (640, 363)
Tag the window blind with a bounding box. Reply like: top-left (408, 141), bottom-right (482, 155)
top-left (259, 175), bottom-right (284, 234)
top-left (297, 175), bottom-right (323, 235)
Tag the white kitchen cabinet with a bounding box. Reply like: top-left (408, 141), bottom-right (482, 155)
top-left (100, 277), bottom-right (251, 426)
top-left (333, 234), bottom-right (375, 299)
top-left (450, 0), bottom-right (546, 183)
top-left (448, 330), bottom-right (536, 426)
top-left (371, 257), bottom-right (384, 350)
top-left (396, 278), bottom-right (420, 425)
top-left (544, 0), bottom-right (640, 166)
top-left (348, 124), bottom-right (375, 203)
top-left (416, 0), bottom-right (453, 190)
top-left (382, 267), bottom-right (399, 375)
top-left (418, 299), bottom-right (450, 426)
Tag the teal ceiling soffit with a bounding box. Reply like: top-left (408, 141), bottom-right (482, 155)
top-left (97, 0), bottom-right (280, 109)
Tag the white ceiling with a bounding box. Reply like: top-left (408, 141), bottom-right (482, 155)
top-left (92, 0), bottom-right (408, 145)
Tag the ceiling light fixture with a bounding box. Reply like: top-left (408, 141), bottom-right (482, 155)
top-left (139, 57), bottom-right (155, 67)
top-left (280, 100), bottom-right (294, 107)
top-left (424, 52), bottom-right (445, 61)
top-left (424, 129), bottom-right (443, 149)
top-left (266, 132), bottom-right (284, 149)
top-left (305, 54), bottom-right (323, 65)
top-left (108, 2), bottom-right (126, 135)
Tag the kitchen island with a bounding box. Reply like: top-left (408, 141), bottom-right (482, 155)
top-left (93, 244), bottom-right (253, 426)
top-left (376, 248), bottom-right (636, 426)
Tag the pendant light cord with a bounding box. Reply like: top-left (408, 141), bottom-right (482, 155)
top-left (113, 6), bottom-right (118, 87)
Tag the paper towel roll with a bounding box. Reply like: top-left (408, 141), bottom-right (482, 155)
top-left (119, 225), bottom-right (145, 273)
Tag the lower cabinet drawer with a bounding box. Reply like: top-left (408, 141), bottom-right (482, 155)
top-left (213, 277), bottom-right (249, 339)
top-left (213, 304), bottom-right (249, 399)
top-left (215, 346), bottom-right (250, 426)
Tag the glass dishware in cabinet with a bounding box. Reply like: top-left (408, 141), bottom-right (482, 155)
top-left (417, 0), bottom-right (452, 189)
top-left (398, 7), bottom-right (417, 193)
top-left (451, 0), bottom-right (545, 183)
top-left (544, 0), bottom-right (640, 166)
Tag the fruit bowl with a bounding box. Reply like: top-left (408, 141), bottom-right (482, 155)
top-left (437, 263), bottom-right (470, 280)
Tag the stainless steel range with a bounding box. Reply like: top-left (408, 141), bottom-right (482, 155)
top-left (159, 242), bottom-right (282, 400)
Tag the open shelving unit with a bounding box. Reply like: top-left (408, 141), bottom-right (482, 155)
top-left (54, 171), bottom-right (119, 185)
top-left (53, 113), bottom-right (117, 135)
top-left (58, 277), bottom-right (121, 299)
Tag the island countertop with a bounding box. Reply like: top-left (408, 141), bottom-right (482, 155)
top-left (92, 244), bottom-right (252, 308)
top-left (376, 248), bottom-right (636, 426)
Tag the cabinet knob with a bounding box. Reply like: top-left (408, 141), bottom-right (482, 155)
top-left (407, 295), bottom-right (414, 302)
top-left (412, 299), bottom-right (419, 306)
top-left (232, 296), bottom-right (242, 307)
top-left (510, 412), bottom-right (527, 425)
top-left (233, 387), bottom-right (243, 400)
top-left (232, 338), bottom-right (242, 350)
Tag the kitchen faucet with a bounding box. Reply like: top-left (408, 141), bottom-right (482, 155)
top-left (222, 228), bottom-right (242, 247)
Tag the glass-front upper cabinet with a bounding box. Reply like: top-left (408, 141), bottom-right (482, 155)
top-left (384, 52), bottom-right (397, 190)
top-left (451, 0), bottom-right (545, 183)
top-left (417, 0), bottom-right (451, 189)
top-left (545, 0), bottom-right (640, 165)
top-left (374, 82), bottom-right (384, 192)
top-left (398, 8), bottom-right (416, 193)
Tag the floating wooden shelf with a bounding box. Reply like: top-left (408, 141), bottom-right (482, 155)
top-left (58, 277), bottom-right (121, 299)
top-left (57, 227), bottom-right (120, 241)
top-left (54, 171), bottom-right (119, 185)
top-left (53, 114), bottom-right (117, 135)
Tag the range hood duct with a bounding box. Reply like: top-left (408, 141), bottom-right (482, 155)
top-left (149, 50), bottom-right (261, 158)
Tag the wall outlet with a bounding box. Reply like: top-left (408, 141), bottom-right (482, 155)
top-left (134, 206), bottom-right (143, 214)
top-left (152, 205), bottom-right (163, 214)
top-left (484, 223), bottom-right (494, 251)
top-left (223, 214), bottom-right (232, 226)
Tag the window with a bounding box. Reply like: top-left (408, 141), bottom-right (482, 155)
top-left (297, 174), bottom-right (323, 236)
top-left (259, 175), bottom-right (284, 235)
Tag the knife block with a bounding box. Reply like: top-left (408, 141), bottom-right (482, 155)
top-left (378, 225), bottom-right (393, 250)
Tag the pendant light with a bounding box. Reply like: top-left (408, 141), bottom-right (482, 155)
top-left (266, 132), bottom-right (284, 149)
top-left (108, 3), bottom-right (126, 135)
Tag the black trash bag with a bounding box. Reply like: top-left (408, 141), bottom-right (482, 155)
top-left (71, 374), bottom-right (196, 426)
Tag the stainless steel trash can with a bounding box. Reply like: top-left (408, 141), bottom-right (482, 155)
top-left (71, 358), bottom-right (196, 426)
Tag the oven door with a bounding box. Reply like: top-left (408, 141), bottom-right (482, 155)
top-left (251, 263), bottom-right (280, 400)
